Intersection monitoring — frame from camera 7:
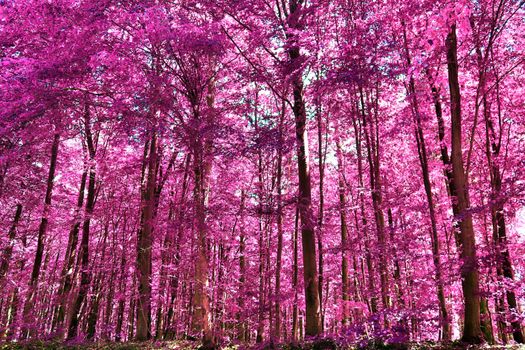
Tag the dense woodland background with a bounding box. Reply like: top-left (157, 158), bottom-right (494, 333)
top-left (1, 0), bottom-right (525, 348)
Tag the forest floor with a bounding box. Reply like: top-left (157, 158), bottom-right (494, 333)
top-left (1, 340), bottom-right (524, 350)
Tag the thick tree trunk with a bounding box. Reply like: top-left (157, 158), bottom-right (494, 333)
top-left (190, 70), bottom-right (215, 348)
top-left (135, 131), bottom-right (157, 341)
top-left (191, 142), bottom-right (213, 347)
top-left (446, 24), bottom-right (483, 344)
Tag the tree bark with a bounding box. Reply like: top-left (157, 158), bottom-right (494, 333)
top-left (446, 24), bottom-right (483, 344)
top-left (402, 28), bottom-right (450, 340)
top-left (53, 165), bottom-right (87, 334)
top-left (191, 78), bottom-right (215, 348)
top-left (292, 204), bottom-right (299, 341)
top-left (359, 86), bottom-right (390, 314)
top-left (335, 139), bottom-right (350, 326)
top-left (287, 0), bottom-right (321, 335)
top-left (274, 103), bottom-right (285, 341)
top-left (68, 105), bottom-right (97, 340)
top-left (316, 100), bottom-right (325, 331)
top-left (22, 132), bottom-right (60, 337)
top-left (135, 130), bottom-right (157, 341)
top-left (0, 204), bottom-right (22, 283)
top-left (352, 113), bottom-right (377, 314)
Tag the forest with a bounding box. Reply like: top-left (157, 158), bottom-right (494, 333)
top-left (0, 0), bottom-right (524, 348)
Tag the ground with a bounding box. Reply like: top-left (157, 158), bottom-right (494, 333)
top-left (0, 340), bottom-right (524, 350)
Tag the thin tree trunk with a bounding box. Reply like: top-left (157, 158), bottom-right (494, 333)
top-left (287, 0), bottom-right (321, 335)
top-left (292, 204), bottom-right (299, 341)
top-left (359, 86), bottom-right (389, 314)
top-left (255, 100), bottom-right (265, 343)
top-left (164, 155), bottom-right (191, 339)
top-left (335, 139), bottom-right (350, 326)
top-left (68, 106), bottom-right (97, 339)
top-left (316, 100), bottom-right (325, 332)
top-left (22, 132), bottom-right (60, 337)
top-left (274, 103), bottom-right (285, 341)
top-left (402, 27), bottom-right (450, 340)
top-left (53, 165), bottom-right (87, 334)
top-left (483, 71), bottom-right (524, 344)
top-left (86, 222), bottom-right (110, 340)
top-left (237, 190), bottom-right (247, 341)
top-left (0, 204), bottom-right (22, 283)
top-left (352, 113), bottom-right (377, 314)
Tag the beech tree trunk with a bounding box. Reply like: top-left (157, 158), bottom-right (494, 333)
top-left (352, 114), bottom-right (377, 314)
top-left (360, 86), bottom-right (390, 313)
top-left (402, 28), bottom-right (450, 340)
top-left (446, 24), bottom-right (483, 344)
top-left (485, 93), bottom-right (524, 344)
top-left (335, 139), bottom-right (350, 326)
top-left (53, 164), bottom-right (87, 333)
top-left (22, 132), bottom-right (60, 337)
top-left (316, 100), bottom-right (325, 331)
top-left (292, 204), bottom-right (299, 341)
top-left (255, 104), bottom-right (265, 344)
top-left (0, 204), bottom-right (22, 283)
top-left (135, 131), bottom-right (157, 341)
top-left (287, 0), bottom-right (321, 336)
top-left (68, 105), bottom-right (97, 340)
top-left (191, 78), bottom-right (215, 348)
top-left (191, 136), bottom-right (213, 347)
top-left (237, 190), bottom-right (247, 341)
top-left (274, 105), bottom-right (285, 341)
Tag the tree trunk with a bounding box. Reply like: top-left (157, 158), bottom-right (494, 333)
top-left (352, 114), bottom-right (377, 314)
top-left (274, 104), bottom-right (285, 341)
top-left (68, 106), bottom-right (97, 340)
top-left (191, 140), bottom-right (213, 347)
top-left (135, 130), bottom-right (157, 341)
top-left (335, 139), bottom-right (350, 326)
top-left (287, 0), bottom-right (321, 335)
top-left (237, 190), bottom-right (247, 341)
top-left (115, 225), bottom-right (128, 342)
top-left (483, 72), bottom-right (524, 344)
top-left (255, 102), bottom-right (265, 344)
top-left (446, 24), bottom-right (483, 344)
top-left (402, 28), bottom-right (450, 340)
top-left (0, 204), bottom-right (22, 283)
top-left (53, 165), bottom-right (87, 334)
top-left (316, 100), bottom-right (325, 332)
top-left (292, 204), bottom-right (299, 341)
top-left (22, 132), bottom-right (60, 337)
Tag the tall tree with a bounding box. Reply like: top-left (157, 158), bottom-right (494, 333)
top-left (446, 23), bottom-right (483, 344)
